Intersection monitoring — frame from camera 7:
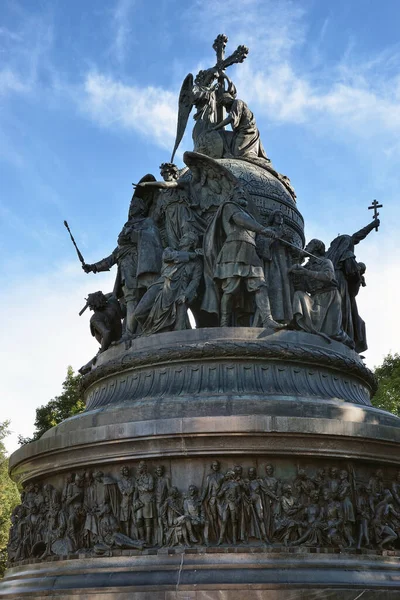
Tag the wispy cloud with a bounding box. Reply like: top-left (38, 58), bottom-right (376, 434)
top-left (0, 6), bottom-right (54, 96)
top-left (81, 72), bottom-right (177, 150)
top-left (183, 0), bottom-right (400, 156)
top-left (109, 0), bottom-right (135, 65)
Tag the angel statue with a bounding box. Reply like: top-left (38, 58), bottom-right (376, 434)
top-left (135, 162), bottom-right (206, 250)
top-left (171, 34), bottom-right (249, 161)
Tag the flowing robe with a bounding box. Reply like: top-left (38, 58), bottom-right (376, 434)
top-left (326, 222), bottom-right (375, 352)
top-left (292, 256), bottom-right (347, 341)
top-left (228, 99), bottom-right (268, 159)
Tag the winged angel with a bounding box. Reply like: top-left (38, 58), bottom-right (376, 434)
top-left (170, 40), bottom-right (249, 163)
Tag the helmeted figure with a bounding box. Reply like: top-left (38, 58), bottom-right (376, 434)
top-left (202, 186), bottom-right (285, 328)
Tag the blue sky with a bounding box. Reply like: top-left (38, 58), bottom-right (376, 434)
top-left (1, 0), bottom-right (400, 452)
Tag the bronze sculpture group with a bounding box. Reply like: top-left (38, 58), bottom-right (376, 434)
top-left (8, 460), bottom-right (400, 563)
top-left (73, 36), bottom-right (380, 368)
top-left (79, 151), bottom-right (378, 367)
top-left (7, 36), bottom-right (391, 583)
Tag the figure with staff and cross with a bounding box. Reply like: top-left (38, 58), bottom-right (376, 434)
top-left (325, 202), bottom-right (382, 353)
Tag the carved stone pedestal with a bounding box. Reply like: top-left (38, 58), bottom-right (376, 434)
top-left (2, 328), bottom-right (400, 599)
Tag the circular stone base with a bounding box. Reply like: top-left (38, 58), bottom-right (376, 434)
top-left (2, 550), bottom-right (400, 599)
top-left (3, 329), bottom-right (400, 598)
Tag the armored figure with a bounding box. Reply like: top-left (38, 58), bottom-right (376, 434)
top-left (255, 209), bottom-right (297, 324)
top-left (85, 292), bottom-right (123, 352)
top-left (203, 187), bottom-right (285, 328)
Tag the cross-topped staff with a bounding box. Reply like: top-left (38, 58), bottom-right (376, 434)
top-left (368, 199), bottom-right (382, 231)
top-left (212, 34), bottom-right (248, 123)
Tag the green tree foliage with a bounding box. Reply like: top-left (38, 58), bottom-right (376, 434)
top-left (371, 353), bottom-right (400, 416)
top-left (0, 422), bottom-right (20, 577)
top-left (18, 367), bottom-right (84, 445)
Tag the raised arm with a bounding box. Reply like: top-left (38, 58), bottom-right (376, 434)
top-left (82, 248), bottom-right (119, 274)
top-left (232, 210), bottom-right (275, 236)
top-left (351, 219), bottom-right (379, 245)
top-left (137, 180), bottom-right (179, 190)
